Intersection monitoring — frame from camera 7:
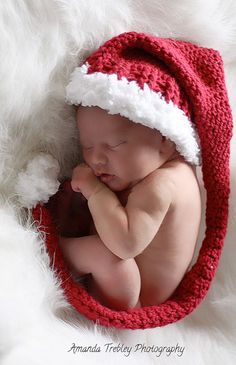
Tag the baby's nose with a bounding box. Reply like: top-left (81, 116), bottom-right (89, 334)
top-left (90, 148), bottom-right (108, 167)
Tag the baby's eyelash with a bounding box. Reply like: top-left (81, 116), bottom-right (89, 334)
top-left (82, 142), bottom-right (126, 150)
top-left (110, 141), bottom-right (126, 148)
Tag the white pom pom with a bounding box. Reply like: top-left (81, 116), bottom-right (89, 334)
top-left (15, 153), bottom-right (60, 208)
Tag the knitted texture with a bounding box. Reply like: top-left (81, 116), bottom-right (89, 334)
top-left (66, 33), bottom-right (202, 165)
top-left (32, 32), bottom-right (233, 329)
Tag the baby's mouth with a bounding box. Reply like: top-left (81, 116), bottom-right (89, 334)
top-left (99, 173), bottom-right (115, 183)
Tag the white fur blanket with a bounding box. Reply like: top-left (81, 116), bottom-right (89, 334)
top-left (0, 1), bottom-right (236, 364)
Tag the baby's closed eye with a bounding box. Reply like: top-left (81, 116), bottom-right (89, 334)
top-left (82, 141), bottom-right (126, 150)
top-left (109, 141), bottom-right (126, 149)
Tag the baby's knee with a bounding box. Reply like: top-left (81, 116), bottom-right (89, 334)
top-left (122, 259), bottom-right (141, 297)
top-left (106, 259), bottom-right (141, 309)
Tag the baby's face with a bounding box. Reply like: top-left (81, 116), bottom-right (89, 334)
top-left (77, 106), bottom-right (165, 191)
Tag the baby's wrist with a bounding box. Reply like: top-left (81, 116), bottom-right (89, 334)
top-left (85, 181), bottom-right (107, 201)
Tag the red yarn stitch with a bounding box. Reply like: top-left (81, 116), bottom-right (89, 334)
top-left (32, 32), bottom-right (233, 329)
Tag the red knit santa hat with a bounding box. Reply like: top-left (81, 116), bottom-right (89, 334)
top-left (66, 33), bottom-right (202, 165)
top-left (32, 32), bottom-right (233, 329)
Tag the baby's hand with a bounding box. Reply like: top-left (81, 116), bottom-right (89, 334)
top-left (71, 163), bottom-right (104, 200)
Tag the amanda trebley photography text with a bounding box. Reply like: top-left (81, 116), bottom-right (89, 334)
top-left (67, 342), bottom-right (185, 357)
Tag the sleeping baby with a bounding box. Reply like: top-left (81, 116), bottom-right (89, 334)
top-left (59, 105), bottom-right (202, 310)
top-left (57, 32), bottom-right (205, 310)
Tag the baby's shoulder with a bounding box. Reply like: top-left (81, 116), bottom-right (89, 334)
top-left (157, 159), bottom-right (198, 184)
top-left (141, 166), bottom-right (176, 192)
top-left (140, 161), bottom-right (198, 201)
top-left (132, 168), bottom-right (175, 206)
top-left (127, 172), bottom-right (173, 219)
top-left (155, 160), bottom-right (201, 206)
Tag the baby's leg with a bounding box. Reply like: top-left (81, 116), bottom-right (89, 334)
top-left (59, 235), bottom-right (141, 310)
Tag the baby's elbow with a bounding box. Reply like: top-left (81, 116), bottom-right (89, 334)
top-left (116, 250), bottom-right (134, 260)
top-left (115, 244), bottom-right (137, 260)
top-left (118, 252), bottom-right (135, 260)
top-left (118, 245), bottom-right (144, 260)
top-left (114, 236), bottom-right (145, 260)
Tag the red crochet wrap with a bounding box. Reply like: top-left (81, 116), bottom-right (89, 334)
top-left (32, 32), bottom-right (233, 329)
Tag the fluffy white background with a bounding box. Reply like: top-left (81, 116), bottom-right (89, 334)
top-left (0, 1), bottom-right (236, 364)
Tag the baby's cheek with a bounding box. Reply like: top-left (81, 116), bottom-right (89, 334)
top-left (122, 154), bottom-right (139, 175)
top-left (81, 152), bottom-right (90, 166)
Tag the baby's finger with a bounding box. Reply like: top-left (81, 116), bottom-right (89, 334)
top-left (80, 162), bottom-right (87, 167)
top-left (71, 180), bottom-right (81, 192)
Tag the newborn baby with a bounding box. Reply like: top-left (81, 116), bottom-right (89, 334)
top-left (59, 105), bottom-right (202, 310)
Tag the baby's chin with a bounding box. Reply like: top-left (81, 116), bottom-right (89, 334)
top-left (104, 176), bottom-right (138, 192)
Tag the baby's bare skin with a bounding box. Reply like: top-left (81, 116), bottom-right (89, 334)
top-left (59, 106), bottom-right (201, 310)
top-left (86, 158), bottom-right (201, 306)
top-left (133, 160), bottom-right (201, 306)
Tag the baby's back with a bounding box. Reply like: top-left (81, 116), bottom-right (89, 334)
top-left (134, 159), bottom-right (202, 306)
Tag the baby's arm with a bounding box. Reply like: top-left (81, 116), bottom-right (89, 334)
top-left (88, 177), bottom-right (173, 259)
